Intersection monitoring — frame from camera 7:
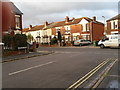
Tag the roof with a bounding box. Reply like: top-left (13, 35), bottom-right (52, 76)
top-left (44, 17), bottom-right (103, 29)
top-left (10, 2), bottom-right (23, 15)
top-left (22, 25), bottom-right (44, 32)
top-left (23, 16), bottom-right (103, 32)
top-left (107, 14), bottom-right (120, 21)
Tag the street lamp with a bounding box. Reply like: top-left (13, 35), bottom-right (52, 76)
top-left (102, 16), bottom-right (106, 35)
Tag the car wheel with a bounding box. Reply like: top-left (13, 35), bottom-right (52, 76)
top-left (100, 44), bottom-right (104, 49)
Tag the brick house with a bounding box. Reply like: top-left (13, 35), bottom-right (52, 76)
top-left (2, 1), bottom-right (23, 36)
top-left (106, 14), bottom-right (120, 35)
top-left (43, 16), bottom-right (104, 43)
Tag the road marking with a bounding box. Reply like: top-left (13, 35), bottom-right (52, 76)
top-left (66, 58), bottom-right (112, 90)
top-left (8, 61), bottom-right (56, 76)
top-left (92, 59), bottom-right (118, 89)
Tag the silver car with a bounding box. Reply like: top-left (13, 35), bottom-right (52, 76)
top-left (73, 39), bottom-right (91, 46)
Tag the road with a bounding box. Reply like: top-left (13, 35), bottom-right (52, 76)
top-left (2, 47), bottom-right (119, 89)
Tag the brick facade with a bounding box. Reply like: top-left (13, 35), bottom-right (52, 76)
top-left (106, 14), bottom-right (120, 35)
top-left (23, 16), bottom-right (104, 44)
top-left (2, 1), bottom-right (23, 36)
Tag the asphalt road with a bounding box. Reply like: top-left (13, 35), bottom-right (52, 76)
top-left (2, 47), bottom-right (119, 89)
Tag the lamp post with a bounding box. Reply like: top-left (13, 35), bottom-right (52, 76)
top-left (102, 16), bottom-right (106, 35)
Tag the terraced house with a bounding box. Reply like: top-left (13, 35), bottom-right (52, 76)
top-left (106, 14), bottom-right (120, 35)
top-left (22, 16), bottom-right (104, 45)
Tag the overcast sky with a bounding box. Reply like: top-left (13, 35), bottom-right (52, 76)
top-left (10, 0), bottom-right (119, 28)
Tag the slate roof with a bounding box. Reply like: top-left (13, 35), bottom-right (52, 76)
top-left (22, 25), bottom-right (44, 32)
top-left (107, 14), bottom-right (120, 21)
top-left (10, 2), bottom-right (23, 15)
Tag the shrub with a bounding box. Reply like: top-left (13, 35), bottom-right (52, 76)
top-left (2, 34), bottom-right (13, 47)
top-left (50, 38), bottom-right (58, 45)
top-left (14, 34), bottom-right (27, 50)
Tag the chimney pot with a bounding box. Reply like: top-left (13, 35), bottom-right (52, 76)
top-left (44, 21), bottom-right (48, 28)
top-left (92, 16), bottom-right (96, 21)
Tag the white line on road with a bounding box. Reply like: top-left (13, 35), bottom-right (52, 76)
top-left (8, 61), bottom-right (56, 76)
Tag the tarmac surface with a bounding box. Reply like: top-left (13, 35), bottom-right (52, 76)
top-left (2, 51), bottom-right (54, 63)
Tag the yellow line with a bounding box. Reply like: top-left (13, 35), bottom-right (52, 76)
top-left (66, 58), bottom-right (111, 90)
top-left (73, 60), bottom-right (109, 89)
top-left (92, 59), bottom-right (118, 89)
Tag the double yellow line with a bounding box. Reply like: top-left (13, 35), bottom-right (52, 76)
top-left (66, 58), bottom-right (112, 90)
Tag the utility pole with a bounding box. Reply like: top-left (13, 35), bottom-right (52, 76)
top-left (102, 16), bottom-right (106, 35)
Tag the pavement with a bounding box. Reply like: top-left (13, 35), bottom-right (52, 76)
top-left (2, 50), bottom-right (54, 63)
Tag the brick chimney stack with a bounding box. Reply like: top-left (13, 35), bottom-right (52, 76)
top-left (71, 17), bottom-right (75, 21)
top-left (65, 16), bottom-right (69, 22)
top-left (44, 21), bottom-right (48, 28)
top-left (29, 25), bottom-right (32, 30)
top-left (92, 16), bottom-right (96, 21)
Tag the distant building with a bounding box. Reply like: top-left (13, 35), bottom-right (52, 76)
top-left (43, 16), bottom-right (104, 42)
top-left (106, 14), bottom-right (120, 35)
top-left (2, 1), bottom-right (23, 36)
top-left (22, 16), bottom-right (104, 44)
top-left (22, 25), bottom-right (44, 44)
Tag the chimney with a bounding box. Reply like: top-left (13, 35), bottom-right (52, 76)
top-left (44, 21), bottom-right (48, 28)
top-left (92, 16), bottom-right (96, 21)
top-left (29, 25), bottom-right (32, 30)
top-left (71, 17), bottom-right (75, 21)
top-left (65, 16), bottom-right (69, 22)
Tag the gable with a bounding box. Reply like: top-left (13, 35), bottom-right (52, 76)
top-left (79, 19), bottom-right (89, 24)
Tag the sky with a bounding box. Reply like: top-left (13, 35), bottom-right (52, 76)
top-left (10, 0), bottom-right (119, 28)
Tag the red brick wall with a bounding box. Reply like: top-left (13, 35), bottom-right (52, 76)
top-left (51, 28), bottom-right (56, 35)
top-left (2, 1), bottom-right (22, 36)
top-left (92, 23), bottom-right (104, 41)
top-left (70, 24), bottom-right (82, 34)
top-left (118, 20), bottom-right (120, 34)
top-left (60, 26), bottom-right (66, 34)
top-left (2, 2), bottom-right (13, 34)
top-left (106, 21), bottom-right (111, 35)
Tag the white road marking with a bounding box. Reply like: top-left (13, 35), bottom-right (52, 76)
top-left (8, 61), bottom-right (56, 76)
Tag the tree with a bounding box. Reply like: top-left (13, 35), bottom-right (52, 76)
top-left (58, 31), bottom-right (62, 46)
top-left (27, 33), bottom-right (34, 44)
top-left (2, 34), bottom-right (13, 48)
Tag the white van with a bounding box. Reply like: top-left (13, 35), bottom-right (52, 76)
top-left (98, 34), bottom-right (120, 48)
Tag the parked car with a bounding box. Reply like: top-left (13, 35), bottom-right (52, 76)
top-left (98, 34), bottom-right (120, 48)
top-left (73, 39), bottom-right (91, 46)
top-left (0, 42), bottom-right (4, 45)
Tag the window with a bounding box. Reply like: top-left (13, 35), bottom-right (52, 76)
top-left (86, 24), bottom-right (90, 31)
top-left (55, 27), bottom-right (61, 35)
top-left (37, 32), bottom-right (40, 36)
top-left (113, 22), bottom-right (115, 29)
top-left (111, 20), bottom-right (118, 29)
top-left (65, 26), bottom-right (70, 33)
top-left (15, 15), bottom-right (20, 29)
top-left (82, 35), bottom-right (87, 40)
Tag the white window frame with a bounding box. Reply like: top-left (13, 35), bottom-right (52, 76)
top-left (15, 15), bottom-right (20, 29)
top-left (111, 20), bottom-right (118, 30)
